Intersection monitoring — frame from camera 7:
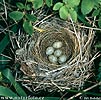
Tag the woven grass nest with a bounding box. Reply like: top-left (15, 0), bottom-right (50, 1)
top-left (14, 17), bottom-right (97, 92)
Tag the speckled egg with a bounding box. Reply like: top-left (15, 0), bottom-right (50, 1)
top-left (46, 47), bottom-right (54, 55)
top-left (54, 49), bottom-right (62, 57)
top-left (53, 41), bottom-right (63, 49)
top-left (58, 55), bottom-right (67, 64)
top-left (48, 55), bottom-right (57, 64)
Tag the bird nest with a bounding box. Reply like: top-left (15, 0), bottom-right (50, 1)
top-left (14, 17), bottom-right (97, 92)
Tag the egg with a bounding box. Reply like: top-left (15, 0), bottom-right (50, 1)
top-left (46, 47), bottom-right (54, 55)
top-left (58, 55), bottom-right (67, 64)
top-left (54, 49), bottom-right (62, 57)
top-left (53, 41), bottom-right (63, 49)
top-left (48, 55), bottom-right (57, 64)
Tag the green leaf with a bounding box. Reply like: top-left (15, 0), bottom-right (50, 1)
top-left (59, 6), bottom-right (69, 20)
top-left (0, 86), bottom-right (18, 97)
top-left (69, 8), bottom-right (77, 22)
top-left (2, 68), bottom-right (27, 96)
top-left (63, 0), bottom-right (80, 7)
top-left (95, 42), bottom-right (101, 48)
top-left (32, 0), bottom-right (43, 9)
top-left (53, 2), bottom-right (63, 11)
top-left (98, 17), bottom-right (101, 28)
top-left (94, 0), bottom-right (101, 4)
top-left (23, 20), bottom-right (33, 35)
top-left (92, 9), bottom-right (100, 17)
top-left (46, 0), bottom-right (53, 7)
top-left (16, 2), bottom-right (25, 10)
top-left (25, 14), bottom-right (37, 22)
top-left (77, 12), bottom-right (91, 26)
top-left (25, 4), bottom-right (32, 10)
top-left (11, 24), bottom-right (18, 33)
top-left (9, 11), bottom-right (24, 21)
top-left (0, 33), bottom-right (10, 55)
top-left (63, 0), bottom-right (68, 4)
top-left (27, 0), bottom-right (34, 2)
top-left (81, 0), bottom-right (94, 15)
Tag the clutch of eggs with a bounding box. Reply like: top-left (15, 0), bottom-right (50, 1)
top-left (46, 41), bottom-right (67, 64)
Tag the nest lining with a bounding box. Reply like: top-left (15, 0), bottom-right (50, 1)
top-left (36, 32), bottom-right (77, 64)
top-left (13, 17), bottom-right (98, 92)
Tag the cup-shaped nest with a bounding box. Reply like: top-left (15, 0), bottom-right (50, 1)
top-left (33, 28), bottom-right (79, 68)
top-left (15, 18), bottom-right (96, 92)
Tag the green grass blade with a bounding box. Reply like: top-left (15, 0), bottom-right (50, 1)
top-left (2, 68), bottom-right (27, 97)
top-left (77, 13), bottom-right (91, 27)
top-left (0, 86), bottom-right (18, 97)
top-left (44, 97), bottom-right (60, 100)
top-left (0, 33), bottom-right (10, 54)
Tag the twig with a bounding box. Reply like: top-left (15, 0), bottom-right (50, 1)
top-left (51, 80), bottom-right (63, 91)
top-left (34, 14), bottom-right (53, 26)
top-left (3, 0), bottom-right (7, 19)
top-left (0, 23), bottom-right (16, 34)
top-left (68, 81), bottom-right (101, 100)
top-left (78, 25), bottom-right (101, 31)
